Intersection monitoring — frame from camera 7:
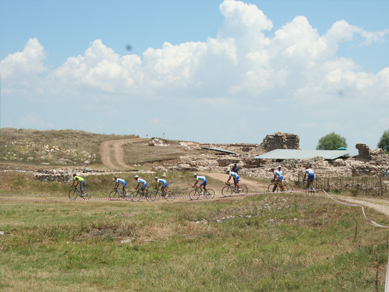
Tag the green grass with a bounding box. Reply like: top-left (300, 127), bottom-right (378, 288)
top-left (1, 183), bottom-right (389, 291)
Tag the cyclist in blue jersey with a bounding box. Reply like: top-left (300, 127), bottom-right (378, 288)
top-left (134, 175), bottom-right (147, 197)
top-left (225, 169), bottom-right (240, 191)
top-left (303, 166), bottom-right (315, 191)
top-left (271, 166), bottom-right (284, 191)
top-left (192, 173), bottom-right (207, 195)
top-left (113, 175), bottom-right (127, 196)
top-left (155, 177), bottom-right (168, 197)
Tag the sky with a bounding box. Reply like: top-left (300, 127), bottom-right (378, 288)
top-left (1, 0), bottom-right (388, 152)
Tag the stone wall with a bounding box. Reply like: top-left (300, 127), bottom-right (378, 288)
top-left (261, 132), bottom-right (300, 152)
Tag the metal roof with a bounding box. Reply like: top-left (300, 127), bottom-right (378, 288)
top-left (202, 147), bottom-right (240, 156)
top-left (253, 149), bottom-right (354, 160)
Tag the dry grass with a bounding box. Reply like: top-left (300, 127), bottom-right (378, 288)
top-left (0, 128), bottom-right (137, 167)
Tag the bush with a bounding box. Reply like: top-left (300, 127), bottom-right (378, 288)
top-left (316, 132), bottom-right (347, 150)
top-left (377, 130), bottom-right (389, 152)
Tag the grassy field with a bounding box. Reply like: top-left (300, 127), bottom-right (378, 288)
top-left (0, 128), bottom-right (137, 167)
top-left (1, 172), bottom-right (389, 291)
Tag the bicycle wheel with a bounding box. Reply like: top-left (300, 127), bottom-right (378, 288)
top-left (146, 190), bottom-right (156, 202)
top-left (283, 183), bottom-right (293, 193)
top-left (221, 186), bottom-right (232, 197)
top-left (239, 185), bottom-right (248, 195)
top-left (268, 183), bottom-right (278, 193)
top-left (165, 191), bottom-right (175, 201)
top-left (204, 189), bottom-right (215, 199)
top-left (68, 189), bottom-right (78, 200)
top-left (83, 189), bottom-right (92, 200)
top-left (189, 189), bottom-right (200, 200)
top-left (131, 191), bottom-right (141, 202)
top-left (109, 190), bottom-right (120, 200)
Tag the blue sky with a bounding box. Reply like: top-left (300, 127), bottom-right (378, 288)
top-left (1, 0), bottom-right (388, 151)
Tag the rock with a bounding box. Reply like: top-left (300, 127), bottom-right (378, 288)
top-left (261, 132), bottom-right (300, 152)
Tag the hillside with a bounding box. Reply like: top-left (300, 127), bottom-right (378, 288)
top-left (0, 128), bottom-right (138, 168)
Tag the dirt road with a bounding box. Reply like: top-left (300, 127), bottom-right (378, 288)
top-left (99, 139), bottom-right (389, 218)
top-left (100, 138), bottom-right (149, 170)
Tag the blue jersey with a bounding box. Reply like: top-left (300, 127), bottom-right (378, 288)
top-left (274, 170), bottom-right (282, 179)
top-left (228, 171), bottom-right (239, 178)
top-left (116, 178), bottom-right (126, 185)
top-left (195, 176), bottom-right (207, 181)
top-left (137, 178), bottom-right (147, 185)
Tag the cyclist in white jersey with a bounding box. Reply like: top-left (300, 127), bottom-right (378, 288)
top-left (225, 169), bottom-right (240, 191)
top-left (274, 166), bottom-right (285, 190)
top-left (192, 173), bottom-right (207, 195)
top-left (303, 167), bottom-right (315, 190)
top-left (113, 175), bottom-right (128, 196)
top-left (155, 177), bottom-right (168, 197)
top-left (134, 175), bottom-right (147, 197)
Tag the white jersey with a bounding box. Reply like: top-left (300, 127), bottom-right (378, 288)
top-left (228, 171), bottom-right (239, 178)
top-left (305, 168), bottom-right (314, 174)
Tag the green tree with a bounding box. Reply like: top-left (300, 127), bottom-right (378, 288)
top-left (377, 130), bottom-right (389, 152)
top-left (316, 132), bottom-right (347, 150)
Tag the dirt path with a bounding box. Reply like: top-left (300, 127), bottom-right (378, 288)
top-left (100, 138), bottom-right (149, 170)
top-left (336, 196), bottom-right (389, 217)
top-left (202, 172), bottom-right (269, 192)
top-left (99, 139), bottom-right (389, 218)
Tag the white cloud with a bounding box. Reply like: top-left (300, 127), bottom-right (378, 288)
top-left (1, 0), bottom-right (388, 149)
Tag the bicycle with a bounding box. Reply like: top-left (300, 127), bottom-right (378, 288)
top-left (267, 180), bottom-right (293, 193)
top-left (131, 187), bottom-right (156, 202)
top-left (221, 182), bottom-right (248, 197)
top-left (303, 179), bottom-right (315, 192)
top-left (68, 186), bottom-right (92, 200)
top-left (189, 186), bottom-right (215, 200)
top-left (109, 187), bottom-right (130, 201)
top-left (154, 187), bottom-right (176, 201)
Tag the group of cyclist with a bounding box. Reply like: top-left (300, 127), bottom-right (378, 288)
top-left (268, 165), bottom-right (315, 192)
top-left (70, 162), bottom-right (315, 197)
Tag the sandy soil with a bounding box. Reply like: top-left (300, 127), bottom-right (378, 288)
top-left (100, 138), bottom-right (149, 170)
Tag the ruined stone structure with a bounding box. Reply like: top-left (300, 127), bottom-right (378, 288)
top-left (261, 132), bottom-right (300, 152)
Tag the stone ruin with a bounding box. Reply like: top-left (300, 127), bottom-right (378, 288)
top-left (261, 132), bottom-right (300, 152)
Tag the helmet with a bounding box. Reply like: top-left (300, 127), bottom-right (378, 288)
top-left (114, 175), bottom-right (118, 178)
top-left (278, 166), bottom-right (281, 168)
top-left (155, 177), bottom-right (158, 180)
top-left (193, 173), bottom-right (197, 177)
top-left (306, 166), bottom-right (309, 169)
top-left (134, 175), bottom-right (139, 178)
top-left (225, 168), bottom-right (230, 173)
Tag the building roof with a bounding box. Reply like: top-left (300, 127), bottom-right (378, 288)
top-left (253, 149), bottom-right (354, 160)
top-left (202, 147), bottom-right (240, 156)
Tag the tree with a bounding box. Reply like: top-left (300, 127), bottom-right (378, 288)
top-left (377, 130), bottom-right (389, 152)
top-left (316, 132), bottom-right (347, 150)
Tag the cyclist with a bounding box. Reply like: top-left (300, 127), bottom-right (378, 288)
top-left (154, 177), bottom-right (168, 197)
top-left (71, 174), bottom-right (86, 196)
top-left (275, 166), bottom-right (285, 190)
top-left (192, 173), bottom-right (207, 195)
top-left (225, 169), bottom-right (240, 191)
top-left (113, 175), bottom-right (127, 197)
top-left (303, 166), bottom-right (315, 191)
top-left (134, 175), bottom-right (147, 197)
